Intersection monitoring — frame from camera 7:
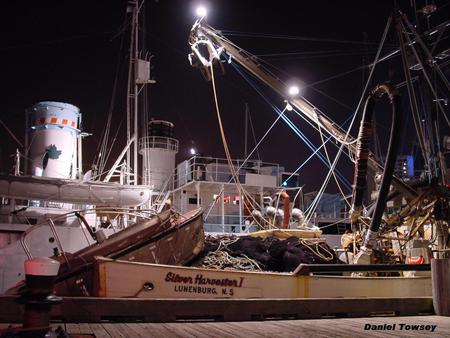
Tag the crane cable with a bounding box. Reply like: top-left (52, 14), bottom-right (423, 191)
top-left (317, 123), bottom-right (352, 208)
top-left (210, 64), bottom-right (274, 229)
top-left (202, 107), bottom-right (287, 225)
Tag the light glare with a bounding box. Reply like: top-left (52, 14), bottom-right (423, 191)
top-left (196, 6), bottom-right (207, 17)
top-left (288, 86), bottom-right (300, 96)
top-left (190, 148), bottom-right (197, 155)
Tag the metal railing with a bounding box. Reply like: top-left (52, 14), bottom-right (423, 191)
top-left (203, 213), bottom-right (258, 233)
top-left (138, 136), bottom-right (179, 152)
top-left (19, 207), bottom-right (157, 261)
top-left (174, 155), bottom-right (282, 188)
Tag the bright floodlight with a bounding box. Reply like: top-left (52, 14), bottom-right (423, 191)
top-left (190, 148), bottom-right (197, 155)
top-left (288, 85), bottom-right (300, 97)
top-left (196, 6), bottom-right (207, 17)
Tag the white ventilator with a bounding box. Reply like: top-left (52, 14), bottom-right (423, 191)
top-left (27, 102), bottom-right (81, 179)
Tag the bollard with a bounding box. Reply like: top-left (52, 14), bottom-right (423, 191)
top-left (19, 257), bottom-right (63, 337)
top-left (431, 258), bottom-right (450, 316)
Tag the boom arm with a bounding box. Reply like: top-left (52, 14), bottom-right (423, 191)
top-left (188, 22), bottom-right (417, 198)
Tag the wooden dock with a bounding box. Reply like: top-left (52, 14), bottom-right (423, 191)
top-left (1, 316), bottom-right (449, 337)
top-left (0, 296), bottom-right (434, 323)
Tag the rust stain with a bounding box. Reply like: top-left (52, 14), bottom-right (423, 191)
top-left (303, 276), bottom-right (310, 298)
top-left (97, 262), bottom-right (107, 297)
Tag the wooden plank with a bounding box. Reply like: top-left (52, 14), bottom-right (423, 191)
top-left (101, 323), bottom-right (128, 338)
top-left (206, 322), bottom-right (250, 337)
top-left (185, 322), bottom-right (237, 338)
top-left (253, 322), bottom-right (300, 338)
top-left (230, 322), bottom-right (280, 337)
top-left (124, 323), bottom-right (156, 338)
top-left (88, 323), bottom-right (111, 338)
top-left (171, 323), bottom-right (208, 338)
top-left (275, 320), bottom-right (336, 337)
top-left (77, 323), bottom-right (93, 335)
top-left (133, 323), bottom-right (181, 338)
top-left (162, 323), bottom-right (198, 338)
top-left (216, 322), bottom-right (263, 338)
top-left (65, 323), bottom-right (81, 334)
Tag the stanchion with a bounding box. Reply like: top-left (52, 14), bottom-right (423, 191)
top-left (431, 258), bottom-right (450, 316)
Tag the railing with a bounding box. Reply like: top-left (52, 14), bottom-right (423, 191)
top-left (138, 136), bottom-right (179, 152)
top-left (174, 155), bottom-right (282, 188)
top-left (19, 207), bottom-right (157, 260)
top-left (203, 213), bottom-right (258, 233)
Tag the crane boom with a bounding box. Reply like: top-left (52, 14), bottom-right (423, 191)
top-left (188, 22), bottom-right (417, 198)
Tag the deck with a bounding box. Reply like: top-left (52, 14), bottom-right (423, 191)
top-left (1, 316), bottom-right (449, 337)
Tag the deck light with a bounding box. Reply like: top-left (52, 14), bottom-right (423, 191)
top-left (190, 148), bottom-right (197, 155)
top-left (288, 85), bottom-right (300, 97)
top-left (196, 6), bottom-right (207, 18)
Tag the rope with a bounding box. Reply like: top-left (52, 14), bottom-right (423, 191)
top-left (201, 251), bottom-right (262, 271)
top-left (210, 64), bottom-right (273, 229)
top-left (300, 239), bottom-right (335, 262)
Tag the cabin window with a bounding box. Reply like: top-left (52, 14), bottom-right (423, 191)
top-left (233, 195), bottom-right (240, 205)
top-left (188, 197), bottom-right (201, 204)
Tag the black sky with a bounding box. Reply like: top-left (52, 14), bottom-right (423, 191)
top-left (1, 0), bottom-right (449, 192)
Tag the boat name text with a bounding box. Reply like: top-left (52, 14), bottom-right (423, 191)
top-left (165, 272), bottom-right (244, 287)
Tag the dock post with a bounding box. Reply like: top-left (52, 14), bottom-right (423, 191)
top-left (431, 258), bottom-right (450, 316)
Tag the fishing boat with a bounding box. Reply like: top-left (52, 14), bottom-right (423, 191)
top-left (87, 1), bottom-right (450, 303)
top-left (1, 0), bottom-right (449, 325)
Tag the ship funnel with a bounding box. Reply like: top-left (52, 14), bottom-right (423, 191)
top-left (27, 101), bottom-right (81, 179)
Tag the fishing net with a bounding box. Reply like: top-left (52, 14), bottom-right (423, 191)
top-left (193, 235), bottom-right (340, 272)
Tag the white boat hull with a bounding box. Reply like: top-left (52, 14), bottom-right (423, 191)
top-left (94, 257), bottom-right (432, 299)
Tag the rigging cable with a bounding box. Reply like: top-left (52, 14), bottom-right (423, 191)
top-left (304, 17), bottom-right (393, 225)
top-left (202, 107), bottom-right (287, 225)
top-left (209, 28), bottom-right (359, 147)
top-left (94, 15), bottom-right (127, 178)
top-left (231, 62), bottom-right (353, 190)
top-left (247, 106), bottom-right (261, 161)
top-left (397, 17), bottom-right (430, 172)
top-left (317, 123), bottom-right (352, 208)
top-left (400, 17), bottom-right (449, 125)
top-left (221, 30), bottom-right (384, 46)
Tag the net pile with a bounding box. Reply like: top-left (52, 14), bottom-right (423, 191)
top-left (195, 235), bottom-right (339, 272)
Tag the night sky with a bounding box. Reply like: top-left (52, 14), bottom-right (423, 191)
top-left (1, 0), bottom-right (449, 192)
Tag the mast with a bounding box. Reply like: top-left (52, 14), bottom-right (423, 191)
top-left (133, 1), bottom-right (139, 186)
top-left (126, 0), bottom-right (154, 186)
top-left (125, 1), bottom-right (136, 185)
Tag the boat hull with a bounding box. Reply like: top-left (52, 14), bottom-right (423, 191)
top-left (93, 257), bottom-right (432, 299)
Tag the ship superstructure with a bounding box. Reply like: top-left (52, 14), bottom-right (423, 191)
top-left (172, 155), bottom-right (300, 233)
